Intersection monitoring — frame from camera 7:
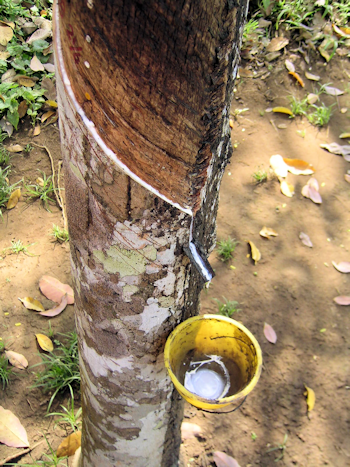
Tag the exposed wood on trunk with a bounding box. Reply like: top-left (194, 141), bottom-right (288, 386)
top-left (54, 0), bottom-right (247, 465)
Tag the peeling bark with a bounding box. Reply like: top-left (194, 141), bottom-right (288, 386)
top-left (54, 0), bottom-right (247, 465)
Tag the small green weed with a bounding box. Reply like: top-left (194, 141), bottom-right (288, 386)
top-left (9, 435), bottom-right (68, 467)
top-left (252, 167), bottom-right (268, 184)
top-left (32, 331), bottom-right (80, 411)
top-left (214, 297), bottom-right (240, 317)
top-left (251, 431), bottom-right (257, 441)
top-left (24, 171), bottom-right (56, 211)
top-left (243, 18), bottom-right (260, 41)
top-left (0, 165), bottom-right (21, 218)
top-left (267, 433), bottom-right (288, 462)
top-left (217, 237), bottom-right (238, 262)
top-left (24, 144), bottom-right (33, 153)
top-left (307, 103), bottom-right (333, 126)
top-left (47, 387), bottom-right (82, 432)
top-left (51, 224), bottom-right (69, 243)
top-left (0, 353), bottom-right (12, 389)
top-left (2, 239), bottom-right (35, 256)
top-left (288, 96), bottom-right (308, 116)
top-left (0, 143), bottom-right (10, 167)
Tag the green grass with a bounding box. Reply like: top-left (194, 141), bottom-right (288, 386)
top-left (288, 96), bottom-right (308, 116)
top-left (31, 331), bottom-right (80, 411)
top-left (47, 387), bottom-right (82, 432)
top-left (51, 224), bottom-right (69, 243)
top-left (217, 237), bottom-right (238, 262)
top-left (252, 167), bottom-right (268, 184)
top-left (24, 171), bottom-right (56, 211)
top-left (214, 297), bottom-right (241, 317)
top-left (9, 435), bottom-right (68, 467)
top-left (0, 353), bottom-right (12, 389)
top-left (2, 239), bottom-right (35, 256)
top-left (307, 103), bottom-right (333, 126)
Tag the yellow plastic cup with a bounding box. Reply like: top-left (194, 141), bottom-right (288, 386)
top-left (164, 314), bottom-right (262, 410)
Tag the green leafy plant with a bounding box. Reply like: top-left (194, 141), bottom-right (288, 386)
top-left (47, 387), bottom-right (82, 432)
top-left (243, 19), bottom-right (260, 41)
top-left (307, 103), bottom-right (333, 126)
top-left (214, 297), bottom-right (240, 317)
top-left (252, 167), bottom-right (268, 184)
top-left (24, 171), bottom-right (56, 211)
top-left (0, 353), bottom-right (12, 389)
top-left (288, 95), bottom-right (308, 116)
top-left (267, 433), bottom-right (288, 462)
top-left (51, 224), bottom-right (69, 243)
top-left (217, 237), bottom-right (238, 262)
top-left (32, 331), bottom-right (80, 411)
top-left (2, 239), bottom-right (35, 256)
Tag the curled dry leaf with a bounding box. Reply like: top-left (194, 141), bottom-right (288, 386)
top-left (320, 142), bottom-right (350, 157)
top-left (33, 125), bottom-right (41, 136)
top-left (266, 37), bottom-right (289, 52)
top-left (41, 110), bottom-right (56, 123)
top-left (264, 323), bottom-right (277, 344)
top-left (324, 86), bottom-right (344, 96)
top-left (30, 55), bottom-right (45, 72)
top-left (39, 293), bottom-right (68, 317)
top-left (305, 71), bottom-right (320, 81)
top-left (5, 350), bottom-right (28, 370)
top-left (18, 76), bottom-right (36, 87)
top-left (19, 296), bottom-right (45, 312)
top-left (333, 296), bottom-right (350, 305)
top-left (308, 186), bottom-right (322, 204)
top-left (213, 451), bottom-right (241, 467)
top-left (280, 180), bottom-right (294, 197)
top-left (39, 275), bottom-right (74, 304)
top-left (339, 132), bottom-right (350, 139)
top-left (0, 406), bottom-right (29, 448)
top-left (285, 59), bottom-right (295, 73)
top-left (332, 261), bottom-right (350, 273)
top-left (333, 23), bottom-right (350, 38)
top-left (283, 158), bottom-right (315, 175)
top-left (7, 144), bottom-right (24, 153)
top-left (289, 71), bottom-right (304, 87)
top-left (6, 188), bottom-right (21, 209)
top-left (299, 232), bottom-right (313, 248)
top-left (181, 422), bottom-right (202, 440)
top-left (43, 63), bottom-right (55, 73)
top-left (304, 385), bottom-right (315, 411)
top-left (57, 431), bottom-right (81, 458)
top-left (272, 106), bottom-right (294, 117)
top-left (260, 226), bottom-right (278, 239)
top-left (46, 100), bottom-right (58, 109)
top-left (26, 27), bottom-right (51, 44)
top-left (301, 178), bottom-right (322, 204)
top-left (36, 333), bottom-right (54, 352)
top-left (248, 241), bottom-right (261, 265)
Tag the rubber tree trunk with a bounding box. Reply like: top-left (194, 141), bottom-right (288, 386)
top-left (54, 0), bottom-right (248, 465)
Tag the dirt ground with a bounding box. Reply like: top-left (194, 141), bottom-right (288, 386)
top-left (1, 51), bottom-right (350, 466)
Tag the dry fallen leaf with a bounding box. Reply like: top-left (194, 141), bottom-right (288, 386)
top-left (248, 240), bottom-right (261, 265)
top-left (339, 132), bottom-right (350, 139)
top-left (30, 55), bottom-right (45, 72)
top-left (320, 142), bottom-right (350, 159)
top-left (57, 431), bottom-right (81, 458)
top-left (0, 25), bottom-right (13, 46)
top-left (304, 384), bottom-right (315, 411)
top-left (19, 296), bottom-right (45, 312)
top-left (43, 63), bottom-right (55, 73)
top-left (266, 37), bottom-right (289, 52)
top-left (332, 261), bottom-right (350, 273)
top-left (5, 350), bottom-right (28, 370)
top-left (46, 100), bottom-right (58, 108)
top-left (272, 106), bottom-right (294, 117)
top-left (324, 86), bottom-right (344, 96)
top-left (285, 59), bottom-right (295, 73)
top-left (305, 71), bottom-right (320, 81)
top-left (39, 293), bottom-right (68, 317)
top-left (333, 296), bottom-right (350, 305)
top-left (26, 27), bottom-right (51, 44)
top-left (7, 144), bottom-right (24, 153)
top-left (264, 322), bottom-right (277, 344)
top-left (39, 275), bottom-right (74, 304)
top-left (41, 110), bottom-right (56, 123)
top-left (0, 406), bottom-right (29, 448)
top-left (299, 232), bottom-right (313, 248)
top-left (181, 422), bottom-right (202, 440)
top-left (260, 226), bottom-right (278, 239)
top-left (18, 76), bottom-right (36, 87)
top-left (18, 100), bottom-right (28, 118)
top-left (213, 451), bottom-right (241, 467)
top-left (280, 180), bottom-right (294, 197)
top-left (36, 333), bottom-right (54, 352)
top-left (33, 125), bottom-right (41, 136)
top-left (270, 154), bottom-right (288, 177)
top-left (345, 174), bottom-right (350, 184)
top-left (6, 188), bottom-right (21, 210)
top-left (283, 158), bottom-right (315, 175)
top-left (307, 93), bottom-right (319, 105)
top-left (289, 71), bottom-right (304, 87)
top-left (301, 178), bottom-right (322, 204)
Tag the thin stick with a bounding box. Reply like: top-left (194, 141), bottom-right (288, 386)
top-left (0, 440), bottom-right (44, 466)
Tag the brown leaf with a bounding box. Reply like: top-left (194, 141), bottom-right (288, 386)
top-left (36, 333), bottom-right (54, 352)
top-left (41, 110), bottom-right (56, 123)
top-left (332, 261), bottom-right (350, 273)
top-left (39, 275), bottom-right (74, 304)
top-left (43, 63), bottom-right (55, 73)
top-left (57, 431), bottom-right (81, 458)
top-left (0, 51), bottom-right (10, 60)
top-left (18, 76), bottom-right (36, 87)
top-left (0, 25), bottom-right (13, 46)
top-left (283, 158), bottom-right (315, 175)
top-left (264, 322), bottom-right (277, 344)
top-left (260, 226), bottom-right (278, 239)
top-left (299, 232), bottom-right (313, 248)
top-left (213, 451), bottom-right (241, 467)
top-left (33, 125), bottom-right (41, 136)
top-left (280, 180), bottom-right (294, 197)
top-left (181, 422), bottom-right (202, 440)
top-left (308, 186), bottom-right (322, 204)
top-left (248, 240), bottom-right (261, 265)
top-left (26, 28), bottom-right (51, 44)
top-left (7, 144), bottom-right (24, 153)
top-left (266, 37), bottom-right (289, 52)
top-left (333, 296), bottom-right (350, 305)
top-left (0, 406), bottom-right (29, 448)
top-left (304, 385), bottom-right (315, 411)
top-left (320, 142), bottom-right (350, 157)
top-left (18, 100), bottom-right (28, 118)
top-left (30, 55), bottom-right (45, 72)
top-left (339, 133), bottom-right (350, 139)
top-left (41, 77), bottom-right (56, 100)
top-left (5, 350), bottom-right (28, 370)
top-left (39, 293), bottom-right (68, 317)
top-left (6, 188), bottom-right (21, 209)
top-left (19, 296), bottom-right (45, 312)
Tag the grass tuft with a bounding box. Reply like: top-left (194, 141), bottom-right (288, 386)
top-left (217, 237), bottom-right (238, 262)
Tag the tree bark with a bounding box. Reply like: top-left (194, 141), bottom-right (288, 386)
top-left (54, 0), bottom-right (247, 465)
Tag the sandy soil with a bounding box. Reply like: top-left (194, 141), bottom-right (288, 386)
top-left (1, 52), bottom-right (350, 466)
